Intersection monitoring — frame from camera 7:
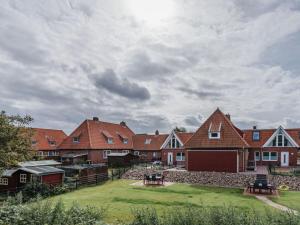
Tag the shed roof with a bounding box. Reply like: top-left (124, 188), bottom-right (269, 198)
top-left (20, 166), bottom-right (64, 175)
top-left (18, 160), bottom-right (61, 167)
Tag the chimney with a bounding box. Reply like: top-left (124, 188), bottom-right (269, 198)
top-left (225, 114), bottom-right (231, 121)
top-left (253, 125), bottom-right (257, 130)
top-left (93, 117), bottom-right (99, 121)
top-left (155, 130), bottom-right (159, 135)
top-left (120, 121), bottom-right (126, 127)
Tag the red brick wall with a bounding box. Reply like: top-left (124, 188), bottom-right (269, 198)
top-left (161, 149), bottom-right (186, 166)
top-left (187, 150), bottom-right (238, 173)
top-left (248, 147), bottom-right (298, 167)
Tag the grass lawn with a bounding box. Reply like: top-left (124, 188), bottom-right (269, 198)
top-left (271, 191), bottom-right (300, 212)
top-left (48, 179), bottom-right (270, 224)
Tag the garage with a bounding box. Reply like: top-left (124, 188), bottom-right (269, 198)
top-left (187, 150), bottom-right (238, 173)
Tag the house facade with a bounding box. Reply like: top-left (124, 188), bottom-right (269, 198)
top-left (58, 117), bottom-right (135, 164)
top-left (32, 128), bottom-right (67, 159)
top-left (161, 130), bottom-right (193, 167)
top-left (132, 132), bottom-right (168, 162)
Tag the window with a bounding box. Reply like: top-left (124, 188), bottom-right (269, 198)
top-left (20, 174), bottom-right (27, 183)
top-left (255, 151), bottom-right (260, 161)
top-left (277, 134), bottom-right (283, 146)
top-left (37, 151), bottom-right (43, 157)
top-left (103, 150), bottom-right (111, 159)
top-left (49, 151), bottom-right (54, 156)
top-left (252, 131), bottom-right (260, 141)
top-left (0, 178), bottom-right (8, 185)
top-left (123, 139), bottom-right (128, 144)
top-left (145, 139), bottom-right (151, 144)
top-left (269, 129), bottom-right (292, 147)
top-left (122, 150), bottom-right (129, 154)
top-left (168, 135), bottom-right (181, 148)
top-left (176, 152), bottom-right (185, 161)
top-left (107, 138), bottom-right (113, 144)
top-left (48, 140), bottom-right (56, 146)
top-left (209, 132), bottom-right (220, 139)
top-left (32, 140), bottom-right (37, 145)
top-left (262, 152), bottom-right (278, 161)
top-left (153, 152), bottom-right (157, 157)
top-left (134, 151), bottom-right (140, 156)
top-left (73, 137), bottom-right (80, 143)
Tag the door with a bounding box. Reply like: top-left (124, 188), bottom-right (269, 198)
top-left (281, 152), bottom-right (289, 167)
top-left (167, 152), bottom-right (173, 165)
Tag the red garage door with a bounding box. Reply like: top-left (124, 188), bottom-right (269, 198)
top-left (187, 150), bottom-right (238, 173)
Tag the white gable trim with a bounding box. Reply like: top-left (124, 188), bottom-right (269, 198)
top-left (160, 130), bottom-right (184, 149)
top-left (263, 126), bottom-right (299, 148)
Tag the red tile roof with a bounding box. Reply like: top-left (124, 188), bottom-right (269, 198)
top-left (58, 119), bottom-right (135, 150)
top-left (175, 132), bottom-right (194, 144)
top-left (243, 128), bottom-right (300, 148)
top-left (185, 108), bottom-right (249, 149)
top-left (133, 134), bottom-right (168, 151)
top-left (32, 128), bottom-right (67, 151)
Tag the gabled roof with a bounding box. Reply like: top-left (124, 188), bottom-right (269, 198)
top-left (32, 128), bottom-right (67, 151)
top-left (133, 134), bottom-right (168, 151)
top-left (161, 130), bottom-right (194, 149)
top-left (185, 108), bottom-right (249, 149)
top-left (263, 126), bottom-right (299, 147)
top-left (58, 119), bottom-right (135, 150)
top-left (243, 127), bottom-right (300, 148)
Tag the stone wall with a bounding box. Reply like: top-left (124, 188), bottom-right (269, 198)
top-left (122, 169), bottom-right (300, 191)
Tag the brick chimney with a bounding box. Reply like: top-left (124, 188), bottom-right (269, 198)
top-left (155, 130), bottom-right (159, 135)
top-left (253, 125), bottom-right (257, 130)
top-left (225, 114), bottom-right (231, 121)
top-left (120, 121), bottom-right (126, 127)
top-left (93, 117), bottom-right (99, 121)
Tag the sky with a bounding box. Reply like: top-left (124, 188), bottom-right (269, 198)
top-left (1, 0), bottom-right (300, 134)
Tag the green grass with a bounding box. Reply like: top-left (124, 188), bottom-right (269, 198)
top-left (48, 180), bottom-right (270, 224)
top-left (271, 191), bottom-right (300, 211)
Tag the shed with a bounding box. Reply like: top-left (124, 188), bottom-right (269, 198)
top-left (107, 153), bottom-right (139, 168)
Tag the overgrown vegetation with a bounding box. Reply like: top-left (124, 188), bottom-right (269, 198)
top-left (129, 207), bottom-right (300, 225)
top-left (0, 194), bottom-right (106, 225)
top-left (0, 111), bottom-right (34, 172)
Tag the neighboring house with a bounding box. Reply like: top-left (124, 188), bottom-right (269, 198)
top-left (185, 108), bottom-right (249, 173)
top-left (132, 131), bottom-right (168, 162)
top-left (161, 130), bottom-right (193, 167)
top-left (58, 117), bottom-right (135, 164)
top-left (243, 127), bottom-right (300, 168)
top-left (0, 160), bottom-right (64, 192)
top-left (32, 128), bottom-right (67, 159)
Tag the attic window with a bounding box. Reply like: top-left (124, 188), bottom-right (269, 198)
top-left (208, 122), bottom-right (221, 139)
top-left (48, 140), bottom-right (56, 146)
top-left (73, 137), bottom-right (80, 143)
top-left (145, 139), bottom-right (152, 144)
top-left (107, 138), bottom-right (113, 144)
top-left (123, 139), bottom-right (128, 144)
top-left (117, 133), bottom-right (128, 144)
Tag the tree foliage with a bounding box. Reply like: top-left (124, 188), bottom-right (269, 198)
top-left (0, 111), bottom-right (34, 171)
top-left (174, 126), bottom-right (187, 132)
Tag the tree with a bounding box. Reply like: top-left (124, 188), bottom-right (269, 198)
top-left (0, 111), bottom-right (34, 172)
top-left (174, 126), bottom-right (187, 132)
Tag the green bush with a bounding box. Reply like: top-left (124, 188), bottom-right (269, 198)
top-left (129, 206), bottom-right (300, 225)
top-left (0, 197), bottom-right (106, 225)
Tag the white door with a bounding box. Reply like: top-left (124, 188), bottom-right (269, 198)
top-left (281, 152), bottom-right (289, 167)
top-left (167, 152), bottom-right (173, 165)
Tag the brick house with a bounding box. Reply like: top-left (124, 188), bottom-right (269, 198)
top-left (32, 128), bottom-right (67, 159)
top-left (243, 126), bottom-right (300, 168)
top-left (185, 108), bottom-right (249, 173)
top-left (58, 117), bottom-right (135, 164)
top-left (161, 130), bottom-right (193, 167)
top-left (132, 131), bottom-right (168, 162)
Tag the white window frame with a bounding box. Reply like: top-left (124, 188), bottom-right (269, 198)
top-left (103, 150), bottom-right (111, 159)
top-left (0, 178), bottom-right (8, 185)
top-left (123, 138), bottom-right (128, 144)
top-left (122, 150), bottom-right (130, 154)
top-left (134, 151), bottom-right (140, 156)
top-left (145, 139), bottom-right (151, 144)
top-left (73, 137), bottom-right (80, 143)
top-left (255, 151), bottom-right (260, 161)
top-left (262, 152), bottom-right (278, 161)
top-left (107, 138), bottom-right (114, 144)
top-left (252, 131), bottom-right (260, 141)
top-left (20, 174), bottom-right (27, 183)
top-left (209, 132), bottom-right (220, 139)
top-left (176, 152), bottom-right (185, 161)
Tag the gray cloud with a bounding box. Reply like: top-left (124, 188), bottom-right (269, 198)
top-left (91, 69), bottom-right (151, 101)
top-left (184, 115), bottom-right (202, 127)
top-left (179, 87), bottom-right (222, 100)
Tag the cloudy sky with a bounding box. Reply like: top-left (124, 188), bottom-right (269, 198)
top-left (1, 0), bottom-right (300, 134)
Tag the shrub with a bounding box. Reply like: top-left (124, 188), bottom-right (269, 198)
top-left (0, 197), bottom-right (106, 225)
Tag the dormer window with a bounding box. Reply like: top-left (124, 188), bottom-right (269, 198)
top-left (264, 127), bottom-right (296, 147)
top-left (208, 122), bottom-right (221, 139)
top-left (73, 137), bottom-right (80, 143)
top-left (48, 140), bottom-right (56, 146)
top-left (32, 140), bottom-right (37, 145)
top-left (252, 131), bottom-right (260, 141)
top-left (123, 139), bottom-right (128, 144)
top-left (117, 132), bottom-right (128, 144)
top-left (108, 138), bottom-right (113, 144)
top-left (145, 139), bottom-right (152, 144)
